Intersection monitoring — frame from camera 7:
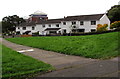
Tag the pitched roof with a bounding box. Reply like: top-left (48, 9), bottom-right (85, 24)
top-left (19, 21), bottom-right (36, 26)
top-left (18, 14), bottom-right (104, 26)
top-left (37, 18), bottom-right (64, 24)
top-left (37, 14), bottom-right (104, 24)
top-left (64, 14), bottom-right (104, 21)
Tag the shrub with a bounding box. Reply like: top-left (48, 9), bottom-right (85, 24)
top-left (110, 21), bottom-right (120, 29)
top-left (97, 24), bottom-right (108, 32)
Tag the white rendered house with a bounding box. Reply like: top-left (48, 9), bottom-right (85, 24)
top-left (16, 12), bottom-right (110, 35)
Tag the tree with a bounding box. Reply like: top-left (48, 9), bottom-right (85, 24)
top-left (107, 5), bottom-right (120, 23)
top-left (97, 24), bottom-right (108, 32)
top-left (2, 15), bottom-right (25, 34)
top-left (0, 22), bottom-right (1, 32)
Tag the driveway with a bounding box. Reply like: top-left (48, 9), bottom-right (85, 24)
top-left (1, 38), bottom-right (119, 77)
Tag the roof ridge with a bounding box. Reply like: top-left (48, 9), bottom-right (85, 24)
top-left (67, 13), bottom-right (104, 17)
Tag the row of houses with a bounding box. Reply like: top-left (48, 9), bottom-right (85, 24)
top-left (16, 11), bottom-right (110, 35)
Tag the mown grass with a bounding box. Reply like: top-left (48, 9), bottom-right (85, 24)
top-left (6, 32), bottom-right (120, 59)
top-left (2, 44), bottom-right (54, 78)
top-left (0, 43), bottom-right (2, 79)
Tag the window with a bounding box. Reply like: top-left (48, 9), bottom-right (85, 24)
top-left (32, 27), bottom-right (35, 30)
top-left (91, 29), bottom-right (96, 32)
top-left (80, 21), bottom-right (84, 25)
top-left (56, 24), bottom-right (59, 27)
top-left (18, 27), bottom-right (20, 29)
top-left (78, 29), bottom-right (85, 32)
top-left (72, 22), bottom-right (76, 25)
top-left (91, 21), bottom-right (96, 25)
top-left (16, 31), bottom-right (20, 35)
top-left (63, 22), bottom-right (66, 25)
top-left (72, 29), bottom-right (76, 33)
top-left (49, 31), bottom-right (57, 34)
top-left (23, 27), bottom-right (26, 30)
top-left (42, 25), bottom-right (45, 28)
top-left (49, 25), bottom-right (51, 27)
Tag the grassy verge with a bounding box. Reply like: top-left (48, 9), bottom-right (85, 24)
top-left (0, 43), bottom-right (2, 78)
top-left (2, 44), bottom-right (54, 78)
top-left (6, 32), bottom-right (119, 59)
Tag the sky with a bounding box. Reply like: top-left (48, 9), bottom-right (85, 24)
top-left (0, 0), bottom-right (120, 21)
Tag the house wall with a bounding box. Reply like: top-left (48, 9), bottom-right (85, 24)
top-left (16, 26), bottom-right (37, 35)
top-left (61, 20), bottom-right (97, 33)
top-left (61, 21), bottom-right (74, 33)
top-left (36, 23), bottom-right (62, 35)
top-left (98, 14), bottom-right (111, 30)
top-left (16, 14), bottom-right (110, 35)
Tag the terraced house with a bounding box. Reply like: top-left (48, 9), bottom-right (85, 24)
top-left (16, 11), bottom-right (110, 35)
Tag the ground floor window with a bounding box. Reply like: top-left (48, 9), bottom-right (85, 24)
top-left (72, 29), bottom-right (85, 33)
top-left (91, 29), bottom-right (96, 32)
top-left (49, 31), bottom-right (57, 34)
top-left (16, 31), bottom-right (20, 35)
top-left (78, 29), bottom-right (85, 32)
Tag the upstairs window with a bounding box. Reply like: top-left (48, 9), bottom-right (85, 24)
top-left (91, 21), bottom-right (96, 25)
top-left (42, 25), bottom-right (45, 28)
top-left (80, 21), bottom-right (84, 25)
top-left (72, 22), bottom-right (76, 25)
top-left (32, 27), bottom-right (35, 30)
top-left (23, 27), bottom-right (26, 30)
top-left (56, 24), bottom-right (59, 27)
top-left (63, 22), bottom-right (66, 25)
top-left (18, 27), bottom-right (20, 29)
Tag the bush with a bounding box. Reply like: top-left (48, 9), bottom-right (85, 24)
top-left (97, 24), bottom-right (108, 32)
top-left (110, 21), bottom-right (120, 29)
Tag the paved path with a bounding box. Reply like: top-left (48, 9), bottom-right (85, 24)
top-left (1, 38), bottom-right (119, 77)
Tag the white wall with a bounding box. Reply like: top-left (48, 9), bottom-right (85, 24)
top-left (36, 23), bottom-right (62, 35)
top-left (98, 14), bottom-right (110, 30)
top-left (16, 14), bottom-right (110, 35)
top-left (61, 20), bottom-right (97, 33)
top-left (16, 26), bottom-right (37, 35)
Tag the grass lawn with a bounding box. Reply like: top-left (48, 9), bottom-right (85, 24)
top-left (6, 32), bottom-right (119, 59)
top-left (2, 44), bottom-right (54, 78)
top-left (0, 43), bottom-right (1, 78)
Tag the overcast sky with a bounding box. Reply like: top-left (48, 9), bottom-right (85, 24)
top-left (1, 0), bottom-right (119, 21)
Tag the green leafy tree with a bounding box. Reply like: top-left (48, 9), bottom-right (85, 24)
top-left (107, 5), bottom-right (120, 23)
top-left (2, 15), bottom-right (25, 34)
top-left (0, 22), bottom-right (2, 33)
